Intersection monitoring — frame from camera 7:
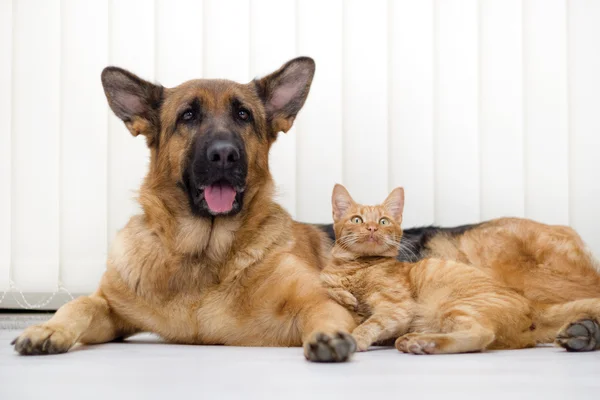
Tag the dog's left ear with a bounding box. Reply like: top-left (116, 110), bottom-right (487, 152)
top-left (254, 57), bottom-right (315, 136)
top-left (101, 67), bottom-right (164, 147)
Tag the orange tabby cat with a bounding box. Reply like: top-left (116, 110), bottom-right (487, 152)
top-left (321, 184), bottom-right (600, 354)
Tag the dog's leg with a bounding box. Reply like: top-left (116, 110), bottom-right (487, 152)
top-left (536, 299), bottom-right (600, 351)
top-left (12, 291), bottom-right (133, 355)
top-left (299, 298), bottom-right (357, 362)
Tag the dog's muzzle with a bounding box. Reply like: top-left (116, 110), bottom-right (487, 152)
top-left (183, 131), bottom-right (248, 218)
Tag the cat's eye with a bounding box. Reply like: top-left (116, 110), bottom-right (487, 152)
top-left (379, 218), bottom-right (390, 225)
top-left (351, 216), bottom-right (363, 224)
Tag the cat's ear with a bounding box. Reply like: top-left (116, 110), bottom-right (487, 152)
top-left (332, 184), bottom-right (355, 222)
top-left (383, 187), bottom-right (404, 222)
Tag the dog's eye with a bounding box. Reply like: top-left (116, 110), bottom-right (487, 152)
top-left (351, 216), bottom-right (363, 224)
top-left (182, 109), bottom-right (195, 121)
top-left (237, 109), bottom-right (251, 122)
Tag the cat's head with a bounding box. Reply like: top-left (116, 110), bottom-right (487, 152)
top-left (331, 184), bottom-right (405, 257)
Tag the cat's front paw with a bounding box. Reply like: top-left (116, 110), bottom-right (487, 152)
top-left (352, 334), bottom-right (371, 352)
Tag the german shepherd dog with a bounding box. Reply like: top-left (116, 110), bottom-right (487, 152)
top-left (11, 57), bottom-right (357, 362)
top-left (12, 57), bottom-right (600, 358)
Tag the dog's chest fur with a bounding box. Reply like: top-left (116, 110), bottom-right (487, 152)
top-left (104, 212), bottom-right (316, 346)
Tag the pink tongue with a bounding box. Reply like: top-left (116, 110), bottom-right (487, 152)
top-left (204, 183), bottom-right (237, 213)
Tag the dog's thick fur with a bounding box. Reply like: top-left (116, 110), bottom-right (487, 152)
top-left (12, 57), bottom-right (356, 362)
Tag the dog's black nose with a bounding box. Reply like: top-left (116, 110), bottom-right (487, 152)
top-left (206, 140), bottom-right (240, 169)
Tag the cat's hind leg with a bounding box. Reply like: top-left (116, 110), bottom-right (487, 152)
top-left (395, 321), bottom-right (495, 355)
top-left (351, 294), bottom-right (414, 351)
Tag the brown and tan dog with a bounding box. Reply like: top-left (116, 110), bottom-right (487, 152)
top-left (11, 57), bottom-right (357, 362)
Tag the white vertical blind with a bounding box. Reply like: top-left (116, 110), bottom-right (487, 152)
top-left (388, 0), bottom-right (435, 228)
top-left (296, 0), bottom-right (343, 223)
top-left (523, 0), bottom-right (569, 225)
top-left (12, 0), bottom-right (61, 292)
top-left (568, 0), bottom-right (600, 256)
top-left (2, 0), bottom-right (600, 305)
top-left (60, 0), bottom-right (108, 293)
top-left (434, 0), bottom-right (480, 226)
top-left (0, 0), bottom-right (12, 292)
top-left (343, 0), bottom-right (389, 203)
top-left (250, 0), bottom-right (298, 215)
top-left (479, 0), bottom-right (524, 220)
top-left (203, 0), bottom-right (249, 81)
top-left (108, 0), bottom-right (154, 244)
top-left (155, 0), bottom-right (204, 86)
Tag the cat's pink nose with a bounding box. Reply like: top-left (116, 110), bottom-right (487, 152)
top-left (367, 225), bottom-right (378, 232)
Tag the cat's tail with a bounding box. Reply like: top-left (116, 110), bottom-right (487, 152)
top-left (534, 299), bottom-right (600, 351)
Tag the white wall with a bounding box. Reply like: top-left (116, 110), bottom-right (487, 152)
top-left (1, 0), bottom-right (599, 302)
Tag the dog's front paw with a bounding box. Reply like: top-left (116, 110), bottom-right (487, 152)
top-left (304, 332), bottom-right (356, 362)
top-left (12, 325), bottom-right (76, 355)
top-left (556, 319), bottom-right (600, 352)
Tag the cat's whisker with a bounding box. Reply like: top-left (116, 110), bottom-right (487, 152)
top-left (401, 246), bottom-right (417, 262)
top-left (339, 234), bottom-right (358, 244)
top-left (396, 236), bottom-right (418, 261)
top-left (400, 244), bottom-right (417, 259)
top-left (338, 234), bottom-right (360, 250)
top-left (404, 240), bottom-right (419, 254)
top-left (398, 248), bottom-right (411, 261)
top-left (383, 235), bottom-right (402, 250)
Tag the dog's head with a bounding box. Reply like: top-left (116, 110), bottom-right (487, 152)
top-left (101, 57), bottom-right (315, 218)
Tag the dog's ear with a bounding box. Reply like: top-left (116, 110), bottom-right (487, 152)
top-left (254, 57), bottom-right (315, 136)
top-left (101, 67), bottom-right (164, 146)
top-left (332, 184), bottom-right (355, 222)
top-left (383, 187), bottom-right (405, 223)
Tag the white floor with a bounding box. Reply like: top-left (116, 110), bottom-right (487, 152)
top-left (1, 329), bottom-right (600, 400)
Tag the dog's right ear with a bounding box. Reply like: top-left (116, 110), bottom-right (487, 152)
top-left (101, 67), bottom-right (164, 146)
top-left (332, 184), bottom-right (355, 222)
top-left (254, 57), bottom-right (315, 137)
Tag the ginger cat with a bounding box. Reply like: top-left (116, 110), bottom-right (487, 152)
top-left (321, 184), bottom-right (600, 354)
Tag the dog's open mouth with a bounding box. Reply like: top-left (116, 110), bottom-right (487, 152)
top-left (204, 180), bottom-right (237, 214)
top-left (192, 179), bottom-right (245, 216)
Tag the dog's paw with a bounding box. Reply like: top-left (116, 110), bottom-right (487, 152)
top-left (304, 332), bottom-right (356, 362)
top-left (556, 319), bottom-right (600, 352)
top-left (395, 333), bottom-right (438, 355)
top-left (12, 325), bottom-right (76, 356)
